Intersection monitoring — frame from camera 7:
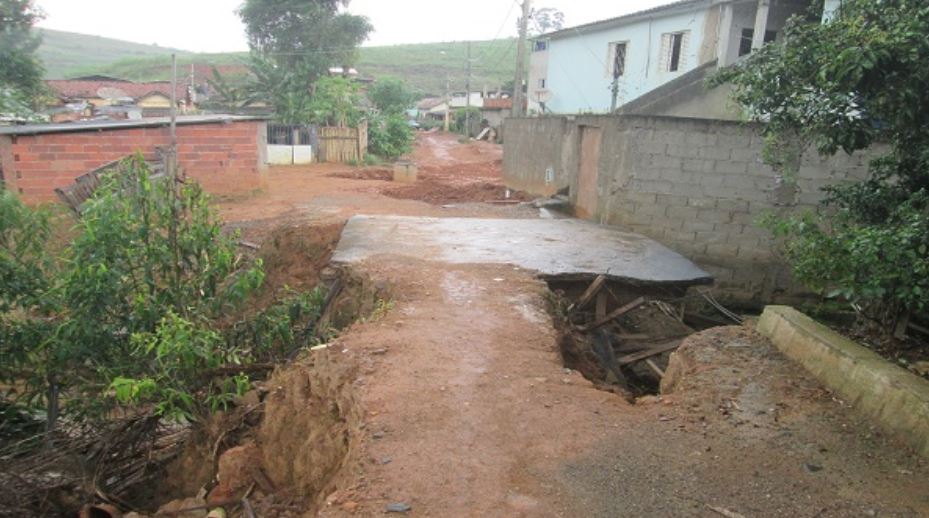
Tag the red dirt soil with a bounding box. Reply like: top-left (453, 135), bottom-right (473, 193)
top-left (203, 133), bottom-right (929, 517)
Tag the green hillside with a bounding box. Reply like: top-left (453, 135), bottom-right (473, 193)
top-left (41, 30), bottom-right (520, 97)
top-left (37, 29), bottom-right (187, 79)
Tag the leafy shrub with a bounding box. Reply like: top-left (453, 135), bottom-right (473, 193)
top-left (368, 113), bottom-right (414, 159)
top-left (714, 0), bottom-right (929, 334)
top-left (0, 157), bottom-right (329, 426)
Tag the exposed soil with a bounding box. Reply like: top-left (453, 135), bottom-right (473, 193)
top-left (86, 132), bottom-right (929, 517)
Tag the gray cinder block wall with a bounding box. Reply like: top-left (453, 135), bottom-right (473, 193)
top-left (503, 114), bottom-right (873, 304)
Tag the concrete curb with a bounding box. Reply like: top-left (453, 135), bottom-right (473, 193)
top-left (757, 305), bottom-right (929, 458)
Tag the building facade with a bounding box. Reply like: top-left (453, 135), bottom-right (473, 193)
top-left (528, 0), bottom-right (814, 114)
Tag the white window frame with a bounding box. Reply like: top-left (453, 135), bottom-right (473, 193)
top-left (605, 41), bottom-right (629, 79)
top-left (659, 30), bottom-right (690, 73)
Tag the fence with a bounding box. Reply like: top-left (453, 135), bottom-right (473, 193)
top-left (317, 120), bottom-right (367, 163)
top-left (265, 121), bottom-right (368, 164)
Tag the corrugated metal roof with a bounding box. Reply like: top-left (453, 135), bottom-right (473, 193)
top-left (540, 0), bottom-right (713, 40)
top-left (0, 115), bottom-right (268, 136)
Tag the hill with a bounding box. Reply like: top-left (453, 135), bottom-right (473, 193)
top-left (37, 28), bottom-right (187, 79)
top-left (41, 30), bottom-right (520, 97)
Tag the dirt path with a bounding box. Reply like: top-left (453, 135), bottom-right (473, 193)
top-left (315, 260), bottom-right (928, 517)
top-left (217, 133), bottom-right (929, 517)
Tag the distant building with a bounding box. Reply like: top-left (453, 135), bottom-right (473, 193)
top-left (45, 78), bottom-right (194, 118)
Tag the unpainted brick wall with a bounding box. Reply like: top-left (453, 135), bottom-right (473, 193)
top-left (0, 120), bottom-right (268, 203)
top-left (503, 114), bottom-right (874, 303)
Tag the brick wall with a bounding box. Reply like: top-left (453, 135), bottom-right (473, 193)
top-left (0, 120), bottom-right (268, 203)
top-left (503, 114), bottom-right (875, 303)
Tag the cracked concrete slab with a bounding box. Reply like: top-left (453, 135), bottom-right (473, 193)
top-left (332, 215), bottom-right (712, 286)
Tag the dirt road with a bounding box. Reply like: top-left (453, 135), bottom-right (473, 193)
top-left (222, 133), bottom-right (929, 517)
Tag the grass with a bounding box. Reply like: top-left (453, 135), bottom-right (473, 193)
top-left (39, 30), bottom-right (522, 97)
top-left (36, 29), bottom-right (188, 79)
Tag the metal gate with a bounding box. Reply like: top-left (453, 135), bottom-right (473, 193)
top-left (266, 124), bottom-right (316, 165)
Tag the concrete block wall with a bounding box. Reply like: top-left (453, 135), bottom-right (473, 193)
top-left (0, 120), bottom-right (268, 203)
top-left (503, 114), bottom-right (873, 303)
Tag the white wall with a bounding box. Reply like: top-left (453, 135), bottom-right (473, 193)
top-left (528, 44), bottom-right (550, 113)
top-left (545, 9), bottom-right (708, 113)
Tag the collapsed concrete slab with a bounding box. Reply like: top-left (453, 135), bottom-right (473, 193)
top-left (332, 215), bottom-right (712, 287)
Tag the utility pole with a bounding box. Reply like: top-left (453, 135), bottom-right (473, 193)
top-left (464, 41), bottom-right (472, 137)
top-left (169, 53), bottom-right (178, 179)
top-left (444, 73), bottom-right (450, 132)
top-left (512, 0), bottom-right (531, 118)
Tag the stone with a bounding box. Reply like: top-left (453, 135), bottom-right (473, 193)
top-left (911, 361), bottom-right (929, 377)
top-left (157, 497), bottom-right (208, 518)
top-left (386, 502), bottom-right (412, 513)
top-left (341, 501), bottom-right (360, 512)
top-left (207, 441), bottom-right (262, 505)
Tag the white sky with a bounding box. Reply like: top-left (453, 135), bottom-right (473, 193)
top-left (34, 0), bottom-right (672, 53)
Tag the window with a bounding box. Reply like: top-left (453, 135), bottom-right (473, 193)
top-left (533, 40), bottom-right (548, 52)
top-left (538, 78), bottom-right (546, 89)
top-left (738, 28), bottom-right (777, 56)
top-left (605, 41), bottom-right (628, 79)
top-left (659, 31), bottom-right (690, 72)
top-left (611, 42), bottom-right (628, 79)
top-left (669, 32), bottom-right (683, 71)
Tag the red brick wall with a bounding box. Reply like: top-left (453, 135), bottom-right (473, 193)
top-left (0, 120), bottom-right (268, 203)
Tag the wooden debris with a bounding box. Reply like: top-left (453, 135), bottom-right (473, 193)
top-left (569, 275), bottom-right (606, 313)
top-left (238, 240), bottom-right (260, 250)
top-left (578, 296), bottom-right (646, 332)
top-left (595, 292), bottom-right (607, 319)
top-left (616, 340), bottom-right (681, 366)
top-left (644, 358), bottom-right (665, 378)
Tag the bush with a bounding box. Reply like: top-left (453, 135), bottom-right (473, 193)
top-left (368, 113), bottom-right (414, 159)
top-left (714, 0), bottom-right (929, 335)
top-left (0, 157), bottom-right (328, 427)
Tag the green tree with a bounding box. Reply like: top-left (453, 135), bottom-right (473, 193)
top-left (713, 0), bottom-right (929, 333)
top-left (237, 0), bottom-right (372, 122)
top-left (307, 75), bottom-right (363, 127)
top-left (0, 0), bottom-right (45, 100)
top-left (368, 77), bottom-right (414, 115)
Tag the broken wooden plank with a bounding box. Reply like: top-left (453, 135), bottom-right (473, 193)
top-left (612, 333), bottom-right (649, 341)
top-left (568, 274), bottom-right (606, 313)
top-left (578, 296), bottom-right (646, 332)
top-left (644, 358), bottom-right (665, 378)
top-left (616, 340), bottom-right (680, 366)
top-left (595, 292), bottom-right (607, 320)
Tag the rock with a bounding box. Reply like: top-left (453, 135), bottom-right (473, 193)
top-left (386, 502), bottom-right (412, 513)
top-left (341, 501), bottom-right (359, 512)
top-left (124, 513), bottom-right (149, 518)
top-left (804, 462), bottom-right (823, 472)
top-left (372, 431), bottom-right (386, 439)
top-left (157, 497), bottom-right (208, 518)
top-left (636, 395), bottom-right (661, 405)
top-left (910, 361), bottom-right (929, 376)
top-left (207, 441), bottom-right (262, 505)
top-left (206, 509), bottom-right (227, 518)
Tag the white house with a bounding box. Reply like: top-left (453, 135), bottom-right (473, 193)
top-left (528, 0), bottom-right (819, 115)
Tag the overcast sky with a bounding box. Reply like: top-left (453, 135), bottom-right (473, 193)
top-left (34, 0), bottom-right (672, 52)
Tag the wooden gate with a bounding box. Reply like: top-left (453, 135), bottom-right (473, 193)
top-left (317, 120), bottom-right (367, 163)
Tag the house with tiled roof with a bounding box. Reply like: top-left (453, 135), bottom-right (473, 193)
top-left (45, 78), bottom-right (196, 118)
